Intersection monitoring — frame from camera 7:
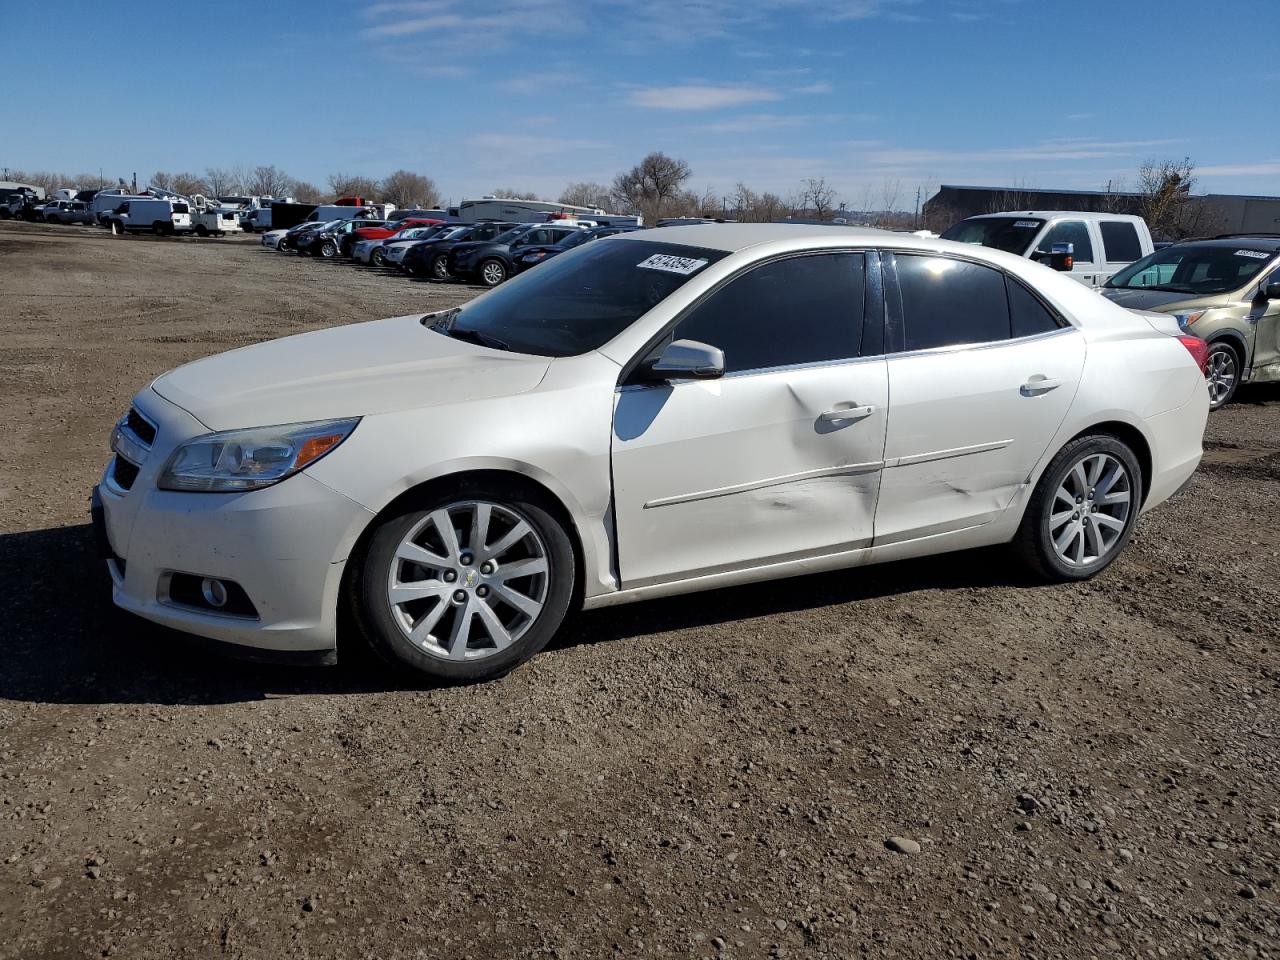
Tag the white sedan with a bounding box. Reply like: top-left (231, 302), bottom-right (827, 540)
top-left (95, 225), bottom-right (1209, 682)
top-left (259, 228), bottom-right (290, 250)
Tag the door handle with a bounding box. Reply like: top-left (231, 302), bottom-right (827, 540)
top-left (1020, 376), bottom-right (1062, 396)
top-left (819, 404), bottom-right (876, 423)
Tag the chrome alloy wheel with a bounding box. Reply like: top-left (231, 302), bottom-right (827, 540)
top-left (481, 260), bottom-right (506, 285)
top-left (386, 501), bottom-right (550, 661)
top-left (1050, 453), bottom-right (1132, 567)
top-left (1206, 346), bottom-right (1237, 409)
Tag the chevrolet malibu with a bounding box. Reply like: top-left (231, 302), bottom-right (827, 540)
top-left (94, 225), bottom-right (1209, 682)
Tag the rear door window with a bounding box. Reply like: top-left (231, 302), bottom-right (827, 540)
top-left (893, 254), bottom-right (1011, 351)
top-left (1100, 221), bottom-right (1143, 263)
top-left (1037, 221), bottom-right (1094, 264)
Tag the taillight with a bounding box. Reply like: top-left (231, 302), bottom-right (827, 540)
top-left (1177, 334), bottom-right (1209, 372)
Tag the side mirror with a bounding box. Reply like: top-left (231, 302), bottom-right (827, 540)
top-left (1035, 241), bottom-right (1074, 272)
top-left (643, 339), bottom-right (725, 382)
top-left (1263, 279), bottom-right (1280, 301)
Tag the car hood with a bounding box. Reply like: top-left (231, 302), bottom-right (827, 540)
top-left (1100, 287), bottom-right (1232, 312)
top-left (151, 313), bottom-right (552, 431)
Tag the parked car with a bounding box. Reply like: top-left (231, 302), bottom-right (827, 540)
top-left (513, 225), bottom-right (642, 273)
top-left (352, 217), bottom-right (445, 245)
top-left (377, 226), bottom-right (460, 269)
top-left (1102, 235), bottom-right (1280, 409)
top-left (299, 218), bottom-right (391, 258)
top-left (399, 222), bottom-right (518, 279)
top-left (353, 224), bottom-right (452, 266)
top-left (105, 198), bottom-right (192, 236)
top-left (278, 220), bottom-right (334, 253)
top-left (40, 199), bottom-right (95, 225)
top-left (95, 225), bottom-right (1207, 683)
top-left (447, 222), bottom-right (586, 286)
top-left (941, 212), bottom-right (1154, 288)
top-left (260, 227), bottom-right (292, 250)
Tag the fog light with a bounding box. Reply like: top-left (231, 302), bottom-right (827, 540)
top-left (201, 577), bottom-right (229, 608)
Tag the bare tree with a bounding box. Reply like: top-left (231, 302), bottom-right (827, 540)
top-left (559, 181), bottom-right (612, 210)
top-left (149, 171), bottom-right (173, 191)
top-left (799, 177), bottom-right (837, 220)
top-left (205, 167), bottom-right (242, 196)
top-left (1136, 157), bottom-right (1216, 240)
top-left (327, 173), bottom-right (381, 200)
top-left (248, 165), bottom-right (293, 198)
top-left (72, 171), bottom-right (113, 191)
top-left (610, 152), bottom-right (693, 223)
top-left (382, 170), bottom-right (441, 209)
top-left (171, 172), bottom-right (210, 197)
top-left (288, 179), bottom-right (324, 202)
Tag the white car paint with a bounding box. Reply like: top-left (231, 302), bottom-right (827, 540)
top-left (97, 225), bottom-right (1207, 659)
top-left (260, 228), bottom-right (290, 250)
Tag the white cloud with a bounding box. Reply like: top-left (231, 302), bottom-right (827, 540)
top-left (628, 84), bottom-right (783, 110)
top-left (1197, 161), bottom-right (1280, 177)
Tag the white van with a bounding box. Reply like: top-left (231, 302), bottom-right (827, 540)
top-left (941, 212), bottom-right (1153, 288)
top-left (104, 198), bottom-right (193, 236)
top-left (90, 189), bottom-right (148, 224)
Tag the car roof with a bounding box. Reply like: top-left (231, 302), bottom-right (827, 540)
top-left (610, 222), bottom-right (905, 253)
top-left (964, 211), bottom-right (1144, 222)
top-left (1170, 235), bottom-right (1280, 253)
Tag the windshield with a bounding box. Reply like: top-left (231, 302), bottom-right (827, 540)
top-left (437, 239), bottom-right (729, 357)
top-left (1106, 245), bottom-right (1276, 294)
top-left (489, 224), bottom-right (536, 245)
top-left (440, 226), bottom-right (470, 239)
top-left (941, 216), bottom-right (1045, 254)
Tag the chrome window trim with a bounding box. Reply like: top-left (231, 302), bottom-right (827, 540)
top-left (881, 324), bottom-right (1079, 362)
top-left (643, 460), bottom-right (885, 509)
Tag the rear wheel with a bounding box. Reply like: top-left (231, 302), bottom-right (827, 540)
top-left (152, 222), bottom-right (166, 236)
top-left (194, 224), bottom-right (208, 237)
top-left (1014, 434), bottom-right (1141, 582)
top-left (432, 255), bottom-right (452, 280)
top-left (479, 258), bottom-right (507, 287)
top-left (1205, 341), bottom-right (1240, 410)
top-left (371, 248), bottom-right (387, 268)
top-left (352, 484), bottom-right (575, 683)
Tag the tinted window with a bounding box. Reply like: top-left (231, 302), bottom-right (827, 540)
top-left (674, 253), bottom-right (865, 373)
top-left (1007, 276), bottom-right (1062, 338)
top-left (1037, 221), bottom-right (1094, 263)
top-left (895, 254), bottom-right (1009, 351)
top-left (447, 240), bottom-right (729, 357)
top-left (1100, 221), bottom-right (1142, 263)
top-left (941, 216), bottom-right (1044, 254)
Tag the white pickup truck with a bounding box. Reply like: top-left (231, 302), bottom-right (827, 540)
top-left (941, 211), bottom-right (1153, 288)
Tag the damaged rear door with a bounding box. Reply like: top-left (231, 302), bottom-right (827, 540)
top-left (611, 250), bottom-right (888, 588)
top-left (873, 252), bottom-right (1085, 545)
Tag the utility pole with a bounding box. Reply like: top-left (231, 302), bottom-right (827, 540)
top-left (914, 185), bottom-right (922, 229)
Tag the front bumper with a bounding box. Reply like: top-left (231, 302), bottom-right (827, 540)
top-left (95, 393), bottom-right (374, 656)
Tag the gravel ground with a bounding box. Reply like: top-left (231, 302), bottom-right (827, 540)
top-left (1, 220), bottom-right (1277, 959)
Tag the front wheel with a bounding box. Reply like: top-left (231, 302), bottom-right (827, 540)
top-left (319, 239), bottom-right (338, 259)
top-left (371, 248), bottom-right (387, 268)
top-left (352, 486), bottom-right (575, 683)
top-left (1013, 434), bottom-right (1141, 582)
top-left (194, 224), bottom-right (208, 237)
top-left (479, 258), bottom-right (507, 287)
top-left (1205, 341), bottom-right (1240, 411)
top-left (432, 255), bottom-right (452, 281)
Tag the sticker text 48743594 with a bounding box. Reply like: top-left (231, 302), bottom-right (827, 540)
top-left (636, 253), bottom-right (710, 276)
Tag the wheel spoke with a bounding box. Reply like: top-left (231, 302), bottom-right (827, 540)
top-left (1070, 462), bottom-right (1089, 497)
top-left (408, 601), bottom-right (448, 643)
top-left (390, 580), bottom-right (449, 605)
top-left (1093, 512), bottom-right (1126, 531)
top-left (1101, 489), bottom-right (1130, 505)
top-left (429, 508), bottom-right (462, 562)
top-left (396, 540), bottom-right (448, 567)
top-left (473, 600), bottom-right (514, 651)
top-left (1085, 455), bottom-right (1105, 488)
top-left (1084, 520), bottom-right (1105, 558)
top-left (448, 601), bottom-right (474, 659)
top-left (1095, 462), bottom-right (1123, 497)
top-left (496, 557), bottom-right (547, 581)
top-left (484, 520), bottom-right (530, 561)
top-left (495, 584), bottom-right (541, 618)
top-left (1054, 523), bottom-right (1078, 555)
top-left (1072, 529), bottom-right (1086, 564)
top-left (470, 503), bottom-right (492, 556)
top-left (1050, 509), bottom-right (1075, 529)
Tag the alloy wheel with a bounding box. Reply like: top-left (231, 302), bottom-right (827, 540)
top-left (386, 500), bottom-right (550, 661)
top-left (1206, 346), bottom-right (1237, 408)
top-left (481, 260), bottom-right (506, 286)
top-left (1049, 453), bottom-right (1132, 568)
top-left (433, 257), bottom-right (451, 280)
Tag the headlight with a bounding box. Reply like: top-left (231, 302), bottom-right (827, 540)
top-left (158, 418), bottom-right (359, 492)
top-left (1173, 311), bottom-right (1205, 330)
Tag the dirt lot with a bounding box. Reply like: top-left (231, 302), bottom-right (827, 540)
top-left (0, 220), bottom-right (1277, 959)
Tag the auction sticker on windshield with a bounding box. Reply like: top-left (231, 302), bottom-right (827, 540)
top-left (637, 253), bottom-right (710, 275)
top-left (1013, 220), bottom-right (1041, 228)
top-left (1235, 249), bottom-right (1269, 259)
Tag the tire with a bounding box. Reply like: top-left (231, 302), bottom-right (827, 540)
top-left (432, 255), bottom-right (451, 281)
top-left (1013, 434), bottom-right (1142, 582)
top-left (371, 248), bottom-right (387, 268)
top-left (152, 222), bottom-right (166, 236)
top-left (194, 225), bottom-right (208, 237)
top-left (1205, 341), bottom-right (1241, 411)
top-left (351, 482), bottom-right (575, 683)
top-left (479, 258), bottom-right (507, 287)
top-left (319, 240), bottom-right (337, 259)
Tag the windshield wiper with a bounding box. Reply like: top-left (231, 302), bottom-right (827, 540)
top-left (446, 327), bottom-right (510, 351)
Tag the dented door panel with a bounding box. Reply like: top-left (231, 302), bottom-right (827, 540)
top-left (611, 360), bottom-right (889, 587)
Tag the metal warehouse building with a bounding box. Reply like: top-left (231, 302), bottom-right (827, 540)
top-left (924, 184), bottom-right (1280, 235)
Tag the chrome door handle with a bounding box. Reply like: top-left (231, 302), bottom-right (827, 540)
top-left (819, 404), bottom-right (875, 422)
top-left (1020, 376), bottom-right (1062, 396)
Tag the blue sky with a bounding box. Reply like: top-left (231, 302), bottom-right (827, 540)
top-left (5, 0), bottom-right (1279, 207)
